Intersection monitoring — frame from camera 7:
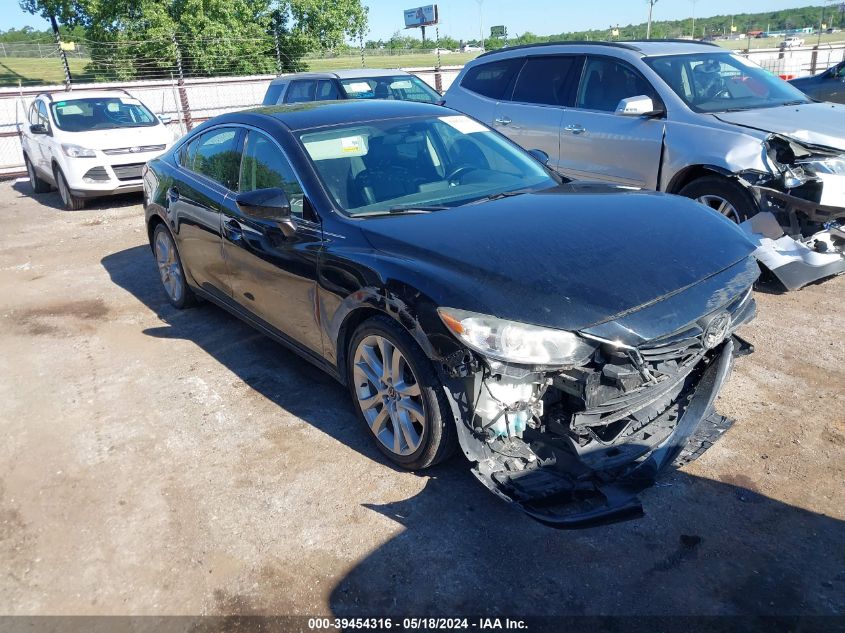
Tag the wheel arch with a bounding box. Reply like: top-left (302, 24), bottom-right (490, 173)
top-left (146, 213), bottom-right (167, 250)
top-left (666, 164), bottom-right (737, 195)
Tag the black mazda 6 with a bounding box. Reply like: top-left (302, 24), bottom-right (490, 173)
top-left (143, 100), bottom-right (759, 527)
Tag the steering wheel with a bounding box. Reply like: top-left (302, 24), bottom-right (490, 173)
top-left (446, 165), bottom-right (478, 185)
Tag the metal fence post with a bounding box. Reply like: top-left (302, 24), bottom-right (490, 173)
top-left (434, 27), bottom-right (443, 93)
top-left (274, 28), bottom-right (283, 74)
top-left (172, 33), bottom-right (193, 131)
top-left (49, 14), bottom-right (72, 90)
top-left (811, 45), bottom-right (819, 74)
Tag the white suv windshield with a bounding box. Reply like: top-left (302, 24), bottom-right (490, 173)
top-left (339, 76), bottom-right (441, 103)
top-left (299, 115), bottom-right (556, 217)
top-left (50, 97), bottom-right (158, 132)
top-left (645, 52), bottom-right (811, 113)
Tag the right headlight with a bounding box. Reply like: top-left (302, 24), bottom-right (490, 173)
top-left (437, 307), bottom-right (598, 366)
top-left (797, 156), bottom-right (845, 176)
top-left (61, 143), bottom-right (97, 158)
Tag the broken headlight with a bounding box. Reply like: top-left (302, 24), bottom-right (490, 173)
top-left (437, 308), bottom-right (598, 366)
top-left (797, 156), bottom-right (845, 176)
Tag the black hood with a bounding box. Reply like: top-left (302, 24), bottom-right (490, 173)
top-left (360, 189), bottom-right (757, 332)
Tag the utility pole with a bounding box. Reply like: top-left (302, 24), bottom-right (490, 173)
top-left (691, 0), bottom-right (698, 39)
top-left (646, 0), bottom-right (658, 40)
top-left (49, 14), bottom-right (72, 90)
top-left (475, 0), bottom-right (485, 50)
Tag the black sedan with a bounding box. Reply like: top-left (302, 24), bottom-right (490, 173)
top-left (789, 61), bottom-right (845, 103)
top-left (143, 100), bottom-right (758, 527)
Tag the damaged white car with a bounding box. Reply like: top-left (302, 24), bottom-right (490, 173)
top-left (444, 41), bottom-right (845, 288)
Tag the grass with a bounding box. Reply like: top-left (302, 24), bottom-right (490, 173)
top-left (0, 52), bottom-right (481, 87)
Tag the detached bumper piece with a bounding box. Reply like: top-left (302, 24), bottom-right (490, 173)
top-left (471, 338), bottom-right (740, 529)
top-left (741, 211), bottom-right (845, 291)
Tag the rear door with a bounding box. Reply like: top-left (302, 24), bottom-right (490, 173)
top-left (557, 56), bottom-right (665, 188)
top-left (222, 128), bottom-right (324, 356)
top-left (492, 55), bottom-right (583, 172)
top-left (169, 126), bottom-right (242, 298)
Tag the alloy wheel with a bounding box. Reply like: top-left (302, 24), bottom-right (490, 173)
top-left (57, 173), bottom-right (70, 206)
top-left (352, 334), bottom-right (426, 456)
top-left (154, 229), bottom-right (184, 303)
top-left (26, 160), bottom-right (36, 185)
top-left (696, 194), bottom-right (741, 223)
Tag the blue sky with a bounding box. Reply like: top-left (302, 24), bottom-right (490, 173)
top-left (0, 0), bottom-right (825, 39)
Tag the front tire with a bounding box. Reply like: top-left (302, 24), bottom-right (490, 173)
top-left (152, 223), bottom-right (196, 309)
top-left (678, 175), bottom-right (757, 223)
top-left (25, 155), bottom-right (51, 194)
top-left (347, 315), bottom-right (457, 470)
top-left (54, 167), bottom-right (85, 210)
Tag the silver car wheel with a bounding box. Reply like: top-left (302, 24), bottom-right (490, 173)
top-left (696, 194), bottom-right (741, 223)
top-left (154, 230), bottom-right (184, 303)
top-left (352, 334), bottom-right (425, 456)
top-left (26, 160), bottom-right (36, 185)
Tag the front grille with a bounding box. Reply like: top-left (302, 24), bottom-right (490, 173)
top-left (82, 166), bottom-right (109, 182)
top-left (112, 163), bottom-right (145, 181)
top-left (103, 145), bottom-right (165, 155)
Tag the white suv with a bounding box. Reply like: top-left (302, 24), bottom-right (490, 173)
top-left (21, 90), bottom-right (174, 210)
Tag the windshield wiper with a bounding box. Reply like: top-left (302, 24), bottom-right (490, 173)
top-left (465, 189), bottom-right (531, 205)
top-left (363, 205), bottom-right (451, 217)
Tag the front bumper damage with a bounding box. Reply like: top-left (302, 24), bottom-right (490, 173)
top-left (441, 277), bottom-right (757, 529)
top-left (740, 211), bottom-right (845, 291)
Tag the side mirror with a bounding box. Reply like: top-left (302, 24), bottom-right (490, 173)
top-left (527, 148), bottom-right (550, 165)
top-left (235, 188), bottom-right (296, 236)
top-left (615, 95), bottom-right (664, 117)
top-left (29, 123), bottom-right (48, 135)
top-left (158, 114), bottom-right (172, 125)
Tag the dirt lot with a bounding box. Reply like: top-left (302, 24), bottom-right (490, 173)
top-left (0, 178), bottom-right (843, 617)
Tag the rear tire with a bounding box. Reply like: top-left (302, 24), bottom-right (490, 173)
top-left (25, 155), bottom-right (51, 194)
top-left (54, 167), bottom-right (85, 210)
top-left (152, 223), bottom-right (197, 309)
top-left (678, 175), bottom-right (757, 224)
top-left (347, 315), bottom-right (457, 470)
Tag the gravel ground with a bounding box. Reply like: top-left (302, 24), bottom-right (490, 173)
top-left (0, 179), bottom-right (843, 617)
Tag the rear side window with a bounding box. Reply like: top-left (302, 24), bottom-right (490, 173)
top-left (460, 58), bottom-right (522, 99)
top-left (286, 80), bottom-right (317, 103)
top-left (186, 127), bottom-right (241, 190)
top-left (511, 56), bottom-right (580, 106)
top-left (263, 83), bottom-right (285, 105)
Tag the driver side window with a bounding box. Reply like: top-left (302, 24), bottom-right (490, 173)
top-left (238, 130), bottom-right (304, 217)
top-left (576, 57), bottom-right (659, 112)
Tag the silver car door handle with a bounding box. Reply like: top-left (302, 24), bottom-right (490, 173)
top-left (494, 116), bottom-right (512, 126)
top-left (563, 124), bottom-right (586, 135)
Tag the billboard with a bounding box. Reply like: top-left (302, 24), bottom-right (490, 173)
top-left (404, 5), bottom-right (439, 28)
top-left (490, 25), bottom-right (507, 38)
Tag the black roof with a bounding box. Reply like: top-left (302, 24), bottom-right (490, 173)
top-left (216, 100), bottom-right (447, 132)
top-left (476, 38), bottom-right (720, 58)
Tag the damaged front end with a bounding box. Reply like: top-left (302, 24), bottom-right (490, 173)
top-left (738, 135), bottom-right (845, 289)
top-left (438, 265), bottom-right (758, 529)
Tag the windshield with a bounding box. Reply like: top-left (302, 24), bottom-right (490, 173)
top-left (339, 76), bottom-right (441, 103)
top-left (298, 114), bottom-right (556, 217)
top-left (50, 97), bottom-right (159, 132)
top-left (645, 52), bottom-right (811, 113)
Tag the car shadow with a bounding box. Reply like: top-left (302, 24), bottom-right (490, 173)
top-left (100, 244), bottom-right (845, 619)
top-left (100, 243), bottom-right (404, 471)
top-left (12, 179), bottom-right (142, 211)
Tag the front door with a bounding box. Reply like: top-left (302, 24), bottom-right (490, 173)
top-left (222, 129), bottom-right (324, 356)
top-left (557, 56), bottom-right (665, 189)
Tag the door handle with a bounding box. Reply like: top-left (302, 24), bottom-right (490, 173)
top-left (167, 187), bottom-right (180, 202)
top-left (494, 116), bottom-right (512, 126)
top-left (563, 124), bottom-right (586, 135)
top-left (223, 218), bottom-right (243, 242)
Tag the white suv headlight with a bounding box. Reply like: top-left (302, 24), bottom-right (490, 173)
top-left (437, 307), bottom-right (598, 366)
top-left (61, 144), bottom-right (97, 158)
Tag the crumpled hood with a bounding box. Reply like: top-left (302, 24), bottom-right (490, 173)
top-left (360, 189), bottom-right (757, 332)
top-left (714, 102), bottom-right (845, 151)
top-left (59, 125), bottom-right (173, 151)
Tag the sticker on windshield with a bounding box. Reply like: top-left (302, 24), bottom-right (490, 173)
top-left (120, 97), bottom-right (141, 105)
top-left (345, 82), bottom-right (372, 94)
top-left (303, 134), bottom-right (369, 160)
top-left (439, 115), bottom-right (488, 134)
